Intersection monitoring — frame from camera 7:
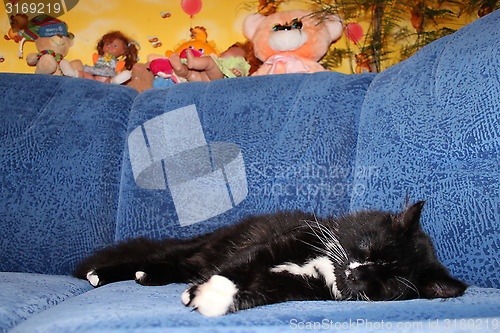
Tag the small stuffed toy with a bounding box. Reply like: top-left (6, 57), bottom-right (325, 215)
top-left (149, 57), bottom-right (178, 85)
top-left (148, 48), bottom-right (205, 85)
top-left (243, 10), bottom-right (343, 75)
top-left (355, 52), bottom-right (373, 73)
top-left (4, 14), bottom-right (28, 43)
top-left (169, 43), bottom-right (251, 82)
top-left (18, 15), bottom-right (79, 75)
top-left (125, 62), bottom-right (154, 93)
top-left (165, 26), bottom-right (219, 58)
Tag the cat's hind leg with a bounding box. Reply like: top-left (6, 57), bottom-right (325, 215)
top-left (86, 263), bottom-right (138, 287)
top-left (74, 237), bottom-right (169, 287)
top-left (74, 236), bottom-right (208, 287)
top-left (135, 262), bottom-right (194, 286)
top-left (85, 262), bottom-right (188, 288)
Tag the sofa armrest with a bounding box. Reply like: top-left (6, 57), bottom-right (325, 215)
top-left (0, 74), bottom-right (138, 275)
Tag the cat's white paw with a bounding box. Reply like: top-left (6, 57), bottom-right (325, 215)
top-left (182, 275), bottom-right (238, 317)
top-left (135, 271), bottom-right (146, 282)
top-left (86, 270), bottom-right (100, 287)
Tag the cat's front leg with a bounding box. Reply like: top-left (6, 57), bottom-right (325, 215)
top-left (181, 270), bottom-right (329, 316)
top-left (182, 275), bottom-right (238, 317)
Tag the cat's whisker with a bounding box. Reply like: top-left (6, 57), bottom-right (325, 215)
top-left (299, 239), bottom-right (329, 256)
top-left (302, 219), bottom-right (326, 243)
top-left (317, 225), bottom-right (349, 263)
top-left (387, 284), bottom-right (406, 301)
top-left (302, 221), bottom-right (334, 256)
top-left (302, 219), bottom-right (349, 265)
top-left (324, 238), bottom-right (349, 265)
top-left (359, 291), bottom-right (371, 302)
top-left (395, 276), bottom-right (420, 298)
top-left (311, 218), bottom-right (332, 246)
top-left (327, 237), bottom-right (349, 263)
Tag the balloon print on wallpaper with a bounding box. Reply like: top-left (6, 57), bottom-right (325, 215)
top-left (181, 0), bottom-right (202, 18)
top-left (344, 23), bottom-right (364, 43)
top-left (128, 105), bottom-right (248, 226)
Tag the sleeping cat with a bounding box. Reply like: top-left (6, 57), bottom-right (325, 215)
top-left (74, 201), bottom-right (467, 317)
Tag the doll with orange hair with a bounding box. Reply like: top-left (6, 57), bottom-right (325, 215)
top-left (61, 31), bottom-right (139, 84)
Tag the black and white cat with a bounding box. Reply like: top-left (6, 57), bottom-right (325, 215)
top-left (74, 201), bottom-right (467, 317)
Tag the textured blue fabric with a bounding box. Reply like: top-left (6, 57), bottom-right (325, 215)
top-left (350, 11), bottom-right (499, 289)
top-left (0, 74), bottom-right (138, 275)
top-left (115, 72), bottom-right (375, 241)
top-left (9, 281), bottom-right (500, 333)
top-left (0, 272), bottom-right (92, 333)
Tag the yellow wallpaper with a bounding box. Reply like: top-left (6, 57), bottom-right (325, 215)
top-left (0, 0), bottom-right (479, 75)
top-left (0, 0), bottom-right (311, 74)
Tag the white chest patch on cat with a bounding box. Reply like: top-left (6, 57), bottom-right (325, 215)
top-left (270, 256), bottom-right (342, 299)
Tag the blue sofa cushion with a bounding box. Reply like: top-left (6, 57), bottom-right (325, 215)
top-left (8, 281), bottom-right (500, 332)
top-left (350, 11), bottom-right (499, 288)
top-left (0, 74), bottom-right (138, 275)
top-left (0, 272), bottom-right (92, 333)
top-left (115, 72), bottom-right (375, 241)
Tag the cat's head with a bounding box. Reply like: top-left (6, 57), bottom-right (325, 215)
top-left (329, 201), bottom-right (467, 301)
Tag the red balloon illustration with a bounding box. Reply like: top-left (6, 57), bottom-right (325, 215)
top-left (181, 0), bottom-right (202, 18)
top-left (345, 23), bottom-right (364, 43)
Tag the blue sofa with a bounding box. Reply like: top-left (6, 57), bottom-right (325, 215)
top-left (1, 11), bottom-right (498, 333)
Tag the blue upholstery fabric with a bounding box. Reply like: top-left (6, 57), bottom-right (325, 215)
top-left (0, 272), bottom-right (91, 333)
top-left (9, 280), bottom-right (500, 333)
top-left (115, 72), bottom-right (375, 241)
top-left (350, 11), bottom-right (499, 289)
top-left (0, 74), bottom-right (138, 275)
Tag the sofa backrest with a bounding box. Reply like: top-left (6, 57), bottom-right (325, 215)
top-left (350, 11), bottom-right (499, 288)
top-left (0, 74), bottom-right (138, 275)
top-left (115, 72), bottom-right (375, 241)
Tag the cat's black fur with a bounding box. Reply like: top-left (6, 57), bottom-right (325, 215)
top-left (74, 202), bottom-right (467, 316)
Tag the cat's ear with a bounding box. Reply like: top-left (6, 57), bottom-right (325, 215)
top-left (419, 275), bottom-right (467, 299)
top-left (392, 201), bottom-right (425, 233)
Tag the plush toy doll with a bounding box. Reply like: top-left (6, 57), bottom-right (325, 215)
top-left (18, 15), bottom-right (80, 75)
top-left (61, 31), bottom-right (139, 84)
top-left (243, 10), bottom-right (343, 75)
